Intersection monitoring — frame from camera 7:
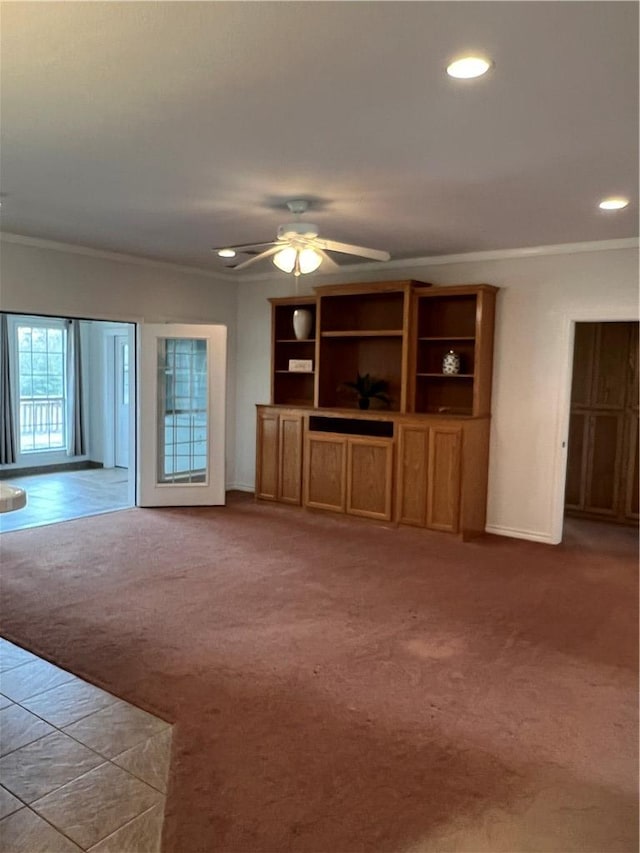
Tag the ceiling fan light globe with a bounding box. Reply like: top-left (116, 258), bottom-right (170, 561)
top-left (273, 246), bottom-right (297, 273)
top-left (298, 248), bottom-right (322, 274)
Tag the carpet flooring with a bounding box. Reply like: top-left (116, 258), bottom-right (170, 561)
top-left (0, 493), bottom-right (637, 853)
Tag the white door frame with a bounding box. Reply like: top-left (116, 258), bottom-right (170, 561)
top-left (114, 334), bottom-right (130, 469)
top-left (103, 325), bottom-right (135, 461)
top-left (551, 306), bottom-right (639, 544)
top-left (102, 323), bottom-right (136, 508)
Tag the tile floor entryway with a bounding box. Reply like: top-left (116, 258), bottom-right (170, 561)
top-left (0, 469), bottom-right (131, 534)
top-left (0, 639), bottom-right (171, 853)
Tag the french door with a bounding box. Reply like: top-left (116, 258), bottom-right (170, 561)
top-left (137, 324), bottom-right (226, 506)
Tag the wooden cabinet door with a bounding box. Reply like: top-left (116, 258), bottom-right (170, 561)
top-left (625, 327), bottom-right (639, 520)
top-left (426, 426), bottom-right (462, 533)
top-left (571, 323), bottom-right (597, 407)
top-left (346, 437), bottom-right (394, 521)
top-left (304, 433), bottom-right (347, 512)
top-left (256, 411), bottom-right (279, 500)
top-left (565, 412), bottom-right (589, 509)
top-left (278, 413), bottom-right (303, 505)
top-left (591, 323), bottom-right (632, 409)
top-left (624, 412), bottom-right (639, 521)
top-left (584, 413), bottom-right (625, 515)
top-left (396, 423), bottom-right (428, 526)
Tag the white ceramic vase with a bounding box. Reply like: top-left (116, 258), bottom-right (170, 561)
top-left (293, 309), bottom-right (313, 341)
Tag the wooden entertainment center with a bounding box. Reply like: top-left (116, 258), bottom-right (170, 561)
top-left (256, 280), bottom-right (498, 538)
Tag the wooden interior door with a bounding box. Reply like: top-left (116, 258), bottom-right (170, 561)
top-left (565, 321), bottom-right (638, 524)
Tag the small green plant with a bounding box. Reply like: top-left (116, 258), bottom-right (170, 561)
top-left (339, 373), bottom-right (391, 410)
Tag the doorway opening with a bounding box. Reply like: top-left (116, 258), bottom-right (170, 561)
top-left (563, 321), bottom-right (638, 536)
top-left (0, 314), bottom-right (136, 532)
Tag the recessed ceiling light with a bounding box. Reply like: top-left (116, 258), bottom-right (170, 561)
top-left (446, 56), bottom-right (492, 79)
top-left (217, 248), bottom-right (236, 258)
top-left (598, 197), bottom-right (630, 211)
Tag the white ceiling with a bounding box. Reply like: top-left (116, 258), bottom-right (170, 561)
top-left (1, 1), bottom-right (638, 275)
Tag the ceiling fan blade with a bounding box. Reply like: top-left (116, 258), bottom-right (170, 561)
top-left (317, 249), bottom-right (341, 271)
top-left (230, 245), bottom-right (283, 271)
top-left (316, 239), bottom-right (390, 262)
top-left (212, 240), bottom-right (278, 253)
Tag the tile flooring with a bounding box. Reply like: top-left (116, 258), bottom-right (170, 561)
top-left (0, 469), bottom-right (131, 534)
top-left (0, 638), bottom-right (171, 853)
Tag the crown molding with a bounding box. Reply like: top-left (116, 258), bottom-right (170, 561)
top-left (2, 231), bottom-right (636, 284)
top-left (0, 232), bottom-right (232, 282)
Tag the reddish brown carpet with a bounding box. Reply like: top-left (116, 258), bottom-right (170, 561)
top-left (1, 493), bottom-right (638, 852)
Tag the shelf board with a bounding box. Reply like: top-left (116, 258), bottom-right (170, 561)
top-left (321, 330), bottom-right (403, 338)
top-left (275, 370), bottom-right (315, 375)
top-left (417, 408), bottom-right (474, 416)
top-left (275, 338), bottom-right (316, 343)
top-left (274, 400), bottom-right (315, 408)
top-left (416, 373), bottom-right (474, 379)
top-left (419, 336), bottom-right (476, 342)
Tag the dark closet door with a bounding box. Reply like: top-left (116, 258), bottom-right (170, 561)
top-left (566, 321), bottom-right (638, 524)
top-left (623, 323), bottom-right (639, 521)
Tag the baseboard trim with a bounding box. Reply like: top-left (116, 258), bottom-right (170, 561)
top-left (0, 460), bottom-right (103, 480)
top-left (485, 524), bottom-right (557, 544)
top-left (226, 483), bottom-right (255, 493)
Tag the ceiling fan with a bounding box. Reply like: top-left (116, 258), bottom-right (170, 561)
top-left (212, 200), bottom-right (391, 276)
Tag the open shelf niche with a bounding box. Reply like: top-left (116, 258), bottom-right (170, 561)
top-left (270, 295), bottom-right (318, 407)
top-left (315, 281), bottom-right (420, 411)
top-left (411, 285), bottom-right (497, 416)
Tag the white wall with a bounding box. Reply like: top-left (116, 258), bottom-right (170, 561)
top-left (0, 238), bottom-right (238, 486)
top-left (235, 245), bottom-right (639, 543)
top-left (3, 236), bottom-right (636, 541)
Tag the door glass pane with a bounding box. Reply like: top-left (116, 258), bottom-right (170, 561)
top-left (157, 338), bottom-right (208, 484)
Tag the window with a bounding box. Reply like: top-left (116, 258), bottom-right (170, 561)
top-left (16, 320), bottom-right (67, 453)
